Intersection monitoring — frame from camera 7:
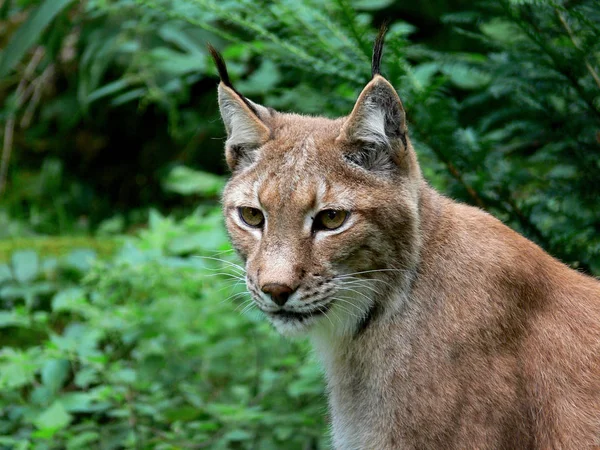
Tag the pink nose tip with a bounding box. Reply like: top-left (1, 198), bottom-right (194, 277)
top-left (261, 283), bottom-right (294, 306)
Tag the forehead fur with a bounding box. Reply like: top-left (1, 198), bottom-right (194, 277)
top-left (222, 111), bottom-right (410, 213)
top-left (264, 113), bottom-right (346, 157)
top-left (230, 113), bottom-right (349, 186)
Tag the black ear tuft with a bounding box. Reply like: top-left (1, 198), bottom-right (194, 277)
top-left (371, 23), bottom-right (388, 78)
top-left (207, 43), bottom-right (233, 88)
top-left (207, 43), bottom-right (261, 117)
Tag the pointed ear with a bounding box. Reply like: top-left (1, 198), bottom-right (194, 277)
top-left (338, 75), bottom-right (407, 172)
top-left (217, 83), bottom-right (271, 170)
top-left (208, 44), bottom-right (271, 171)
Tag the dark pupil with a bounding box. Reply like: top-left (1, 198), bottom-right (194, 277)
top-left (249, 209), bottom-right (258, 217)
top-left (327, 211), bottom-right (337, 220)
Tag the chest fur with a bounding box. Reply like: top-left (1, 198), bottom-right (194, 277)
top-left (313, 314), bottom-right (528, 450)
top-left (312, 324), bottom-right (413, 449)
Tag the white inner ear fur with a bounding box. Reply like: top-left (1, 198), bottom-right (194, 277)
top-left (217, 84), bottom-right (270, 148)
top-left (351, 99), bottom-right (389, 147)
top-left (340, 76), bottom-right (404, 148)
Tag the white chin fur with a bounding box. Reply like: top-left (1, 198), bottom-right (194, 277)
top-left (269, 315), bottom-right (318, 337)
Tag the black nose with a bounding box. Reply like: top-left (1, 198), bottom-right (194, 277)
top-left (261, 283), bottom-right (294, 306)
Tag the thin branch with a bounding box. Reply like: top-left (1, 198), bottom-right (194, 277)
top-left (556, 9), bottom-right (600, 91)
top-left (0, 47), bottom-right (45, 196)
top-left (501, 193), bottom-right (592, 273)
top-left (21, 64), bottom-right (54, 128)
top-left (417, 132), bottom-right (593, 272)
top-left (443, 159), bottom-right (486, 209)
top-left (417, 134), bottom-right (487, 209)
top-left (0, 117), bottom-right (15, 196)
top-left (502, 1), bottom-right (600, 122)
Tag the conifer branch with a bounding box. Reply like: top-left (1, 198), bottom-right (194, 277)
top-left (501, 1), bottom-right (600, 121)
top-left (556, 9), bottom-right (600, 90)
top-left (334, 0), bottom-right (372, 60)
top-left (416, 134), bottom-right (486, 209)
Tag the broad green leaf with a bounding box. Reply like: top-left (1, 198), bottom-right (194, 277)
top-left (168, 229), bottom-right (230, 254)
top-left (411, 63), bottom-right (439, 90)
top-left (110, 87), bottom-right (146, 106)
top-left (30, 384), bottom-right (54, 407)
top-left (480, 19), bottom-right (524, 44)
top-left (41, 257), bottom-right (59, 279)
top-left (0, 311), bottom-right (30, 328)
top-left (389, 22), bottom-right (417, 37)
top-left (0, 0), bottom-right (76, 77)
top-left (223, 429), bottom-right (253, 442)
top-left (86, 79), bottom-right (131, 104)
top-left (65, 431), bottom-right (99, 449)
top-left (61, 391), bottom-right (109, 413)
top-left (52, 288), bottom-right (87, 313)
top-left (33, 401), bottom-right (72, 432)
top-left (0, 281), bottom-right (55, 300)
top-left (11, 250), bottom-right (39, 283)
top-left (351, 0), bottom-right (395, 10)
top-left (63, 249), bottom-right (96, 274)
top-left (96, 215), bottom-right (125, 236)
top-left (51, 323), bottom-right (102, 360)
top-left (0, 348), bottom-right (40, 389)
top-left (107, 367), bottom-right (137, 385)
top-left (0, 263), bottom-right (11, 283)
top-left (159, 24), bottom-right (205, 55)
top-left (162, 166), bottom-right (225, 196)
top-left (41, 359), bottom-right (70, 394)
top-left (150, 47), bottom-right (206, 75)
top-left (237, 60), bottom-right (281, 95)
top-left (163, 406), bottom-right (202, 422)
top-left (74, 367), bottom-right (99, 388)
top-left (441, 64), bottom-right (491, 90)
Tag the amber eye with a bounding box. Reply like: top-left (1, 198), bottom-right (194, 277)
top-left (313, 210), bottom-right (349, 232)
top-left (238, 207), bottom-right (265, 228)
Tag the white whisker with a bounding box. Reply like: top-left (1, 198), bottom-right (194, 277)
top-left (338, 267), bottom-right (408, 277)
top-left (239, 299), bottom-right (256, 314)
top-left (206, 272), bottom-right (246, 281)
top-left (339, 280), bottom-right (383, 296)
top-left (336, 275), bottom-right (394, 289)
top-left (331, 302), bottom-right (361, 320)
top-left (221, 291), bottom-right (250, 305)
top-left (316, 304), bottom-right (335, 327)
top-left (337, 286), bottom-right (372, 303)
top-left (194, 255), bottom-right (246, 274)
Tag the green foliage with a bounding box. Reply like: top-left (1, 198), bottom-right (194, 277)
top-left (126, 0), bottom-right (600, 271)
top-left (444, 0), bottom-right (600, 272)
top-left (162, 166), bottom-right (225, 197)
top-left (1, 0), bottom-right (599, 448)
top-left (0, 237), bottom-right (118, 263)
top-left (0, 0), bottom-right (76, 78)
top-left (0, 208), bottom-right (328, 449)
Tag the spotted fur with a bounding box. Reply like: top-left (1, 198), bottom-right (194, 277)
top-left (211, 34), bottom-right (600, 449)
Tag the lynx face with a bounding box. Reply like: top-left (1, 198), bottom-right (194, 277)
top-left (211, 41), bottom-right (423, 337)
top-left (222, 116), bottom-right (421, 336)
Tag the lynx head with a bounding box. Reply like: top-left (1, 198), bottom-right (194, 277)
top-left (211, 27), bottom-right (424, 337)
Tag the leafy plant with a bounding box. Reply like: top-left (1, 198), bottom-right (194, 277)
top-left (0, 208), bottom-right (328, 449)
top-left (132, 0), bottom-right (600, 273)
top-left (1, 1), bottom-right (599, 448)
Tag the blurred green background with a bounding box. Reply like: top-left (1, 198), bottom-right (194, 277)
top-left (0, 0), bottom-right (598, 448)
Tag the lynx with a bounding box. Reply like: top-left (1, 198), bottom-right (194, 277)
top-left (209, 27), bottom-right (600, 449)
